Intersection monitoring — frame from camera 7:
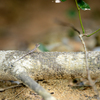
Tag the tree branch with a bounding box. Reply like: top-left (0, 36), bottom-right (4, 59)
top-left (0, 51), bottom-right (100, 99)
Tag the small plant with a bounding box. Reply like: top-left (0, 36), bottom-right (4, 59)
top-left (55, 0), bottom-right (100, 99)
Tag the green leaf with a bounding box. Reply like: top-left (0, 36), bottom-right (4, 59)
top-left (77, 0), bottom-right (91, 10)
top-left (38, 43), bottom-right (49, 52)
top-left (61, 0), bottom-right (66, 2)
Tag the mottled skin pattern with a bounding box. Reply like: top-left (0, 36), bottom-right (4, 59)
top-left (0, 51), bottom-right (100, 82)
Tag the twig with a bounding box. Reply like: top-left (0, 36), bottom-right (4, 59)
top-left (6, 88), bottom-right (26, 100)
top-left (14, 72), bottom-right (56, 100)
top-left (55, 18), bottom-right (80, 34)
top-left (0, 84), bottom-right (23, 92)
top-left (79, 34), bottom-right (100, 100)
top-left (12, 43), bottom-right (40, 64)
top-left (86, 28), bottom-right (100, 37)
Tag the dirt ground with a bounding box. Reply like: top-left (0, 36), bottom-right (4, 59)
top-left (0, 0), bottom-right (100, 100)
top-left (0, 79), bottom-right (100, 100)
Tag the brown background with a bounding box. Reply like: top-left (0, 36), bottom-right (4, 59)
top-left (0, 0), bottom-right (100, 50)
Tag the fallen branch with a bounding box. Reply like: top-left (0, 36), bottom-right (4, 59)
top-left (0, 51), bottom-right (100, 99)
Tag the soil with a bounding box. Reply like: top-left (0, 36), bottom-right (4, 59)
top-left (0, 79), bottom-right (99, 100)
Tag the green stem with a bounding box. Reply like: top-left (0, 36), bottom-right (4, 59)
top-left (86, 28), bottom-right (100, 37)
top-left (75, 0), bottom-right (85, 34)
